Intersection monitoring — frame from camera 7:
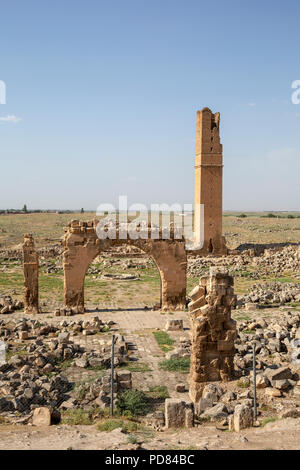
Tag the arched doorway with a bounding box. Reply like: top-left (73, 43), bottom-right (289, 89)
top-left (63, 220), bottom-right (187, 312)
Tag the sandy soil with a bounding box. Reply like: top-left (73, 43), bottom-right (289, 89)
top-left (0, 417), bottom-right (299, 450)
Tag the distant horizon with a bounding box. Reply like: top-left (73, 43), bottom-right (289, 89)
top-left (1, 208), bottom-right (300, 214)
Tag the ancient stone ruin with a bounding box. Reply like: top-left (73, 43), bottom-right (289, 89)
top-left (188, 269), bottom-right (237, 403)
top-left (63, 220), bottom-right (187, 312)
top-left (193, 108), bottom-right (227, 255)
top-left (21, 108), bottom-right (231, 314)
top-left (165, 398), bottom-right (194, 429)
top-left (22, 234), bottom-right (39, 314)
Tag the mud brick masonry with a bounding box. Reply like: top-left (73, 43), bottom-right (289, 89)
top-left (22, 234), bottom-right (39, 314)
top-left (193, 108), bottom-right (227, 255)
top-left (63, 220), bottom-right (187, 312)
top-left (188, 270), bottom-right (237, 403)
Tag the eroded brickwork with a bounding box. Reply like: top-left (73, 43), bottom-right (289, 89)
top-left (22, 234), bottom-right (39, 314)
top-left (194, 108), bottom-right (227, 255)
top-left (63, 220), bottom-right (187, 312)
top-left (188, 269), bottom-right (237, 403)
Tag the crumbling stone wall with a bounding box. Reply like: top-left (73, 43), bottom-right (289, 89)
top-left (63, 220), bottom-right (187, 312)
top-left (194, 108), bottom-right (227, 255)
top-left (188, 269), bottom-right (237, 403)
top-left (22, 234), bottom-right (39, 314)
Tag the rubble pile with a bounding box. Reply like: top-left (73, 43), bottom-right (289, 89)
top-left (0, 318), bottom-right (131, 417)
top-left (187, 245), bottom-right (300, 279)
top-left (239, 282), bottom-right (300, 307)
top-left (0, 295), bottom-right (24, 314)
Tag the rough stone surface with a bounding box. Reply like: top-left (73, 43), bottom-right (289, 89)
top-left (165, 398), bottom-right (194, 428)
top-left (189, 270), bottom-right (237, 402)
top-left (165, 319), bottom-right (183, 331)
top-left (229, 404), bottom-right (253, 432)
top-left (22, 234), bottom-right (39, 314)
top-left (32, 407), bottom-right (52, 426)
top-left (193, 108), bottom-right (227, 255)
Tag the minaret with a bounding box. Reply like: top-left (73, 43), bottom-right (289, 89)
top-left (194, 108), bottom-right (227, 254)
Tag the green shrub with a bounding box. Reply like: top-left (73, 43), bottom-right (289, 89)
top-left (116, 389), bottom-right (150, 416)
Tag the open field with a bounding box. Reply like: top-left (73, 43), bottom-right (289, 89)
top-left (1, 212), bottom-right (300, 250)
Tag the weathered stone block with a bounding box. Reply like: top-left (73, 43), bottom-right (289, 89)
top-left (165, 398), bottom-right (194, 428)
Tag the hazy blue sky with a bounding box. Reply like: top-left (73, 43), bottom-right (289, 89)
top-left (0, 0), bottom-right (299, 211)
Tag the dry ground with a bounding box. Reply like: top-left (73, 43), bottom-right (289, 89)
top-left (0, 417), bottom-right (299, 450)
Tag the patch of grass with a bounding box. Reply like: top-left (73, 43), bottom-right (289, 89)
top-left (269, 276), bottom-right (300, 284)
top-left (236, 379), bottom-right (250, 388)
top-left (87, 365), bottom-right (106, 372)
top-left (127, 434), bottom-right (138, 444)
top-left (148, 385), bottom-right (169, 399)
top-left (260, 404), bottom-right (270, 412)
top-left (97, 418), bottom-right (140, 433)
top-left (159, 357), bottom-right (190, 374)
top-left (121, 362), bottom-right (152, 373)
top-left (233, 313), bottom-right (252, 322)
top-left (261, 416), bottom-right (277, 427)
top-left (56, 359), bottom-right (73, 371)
top-left (153, 330), bottom-right (174, 352)
top-left (116, 389), bottom-right (150, 417)
top-left (243, 329), bottom-right (255, 335)
top-left (6, 348), bottom-right (28, 361)
top-left (61, 409), bottom-right (94, 425)
top-left (286, 302), bottom-right (300, 308)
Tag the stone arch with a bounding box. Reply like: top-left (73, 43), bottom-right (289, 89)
top-left (63, 220), bottom-right (187, 312)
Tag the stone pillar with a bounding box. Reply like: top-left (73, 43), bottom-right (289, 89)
top-left (194, 108), bottom-right (227, 254)
top-left (22, 234), bottom-right (39, 314)
top-left (188, 269), bottom-right (237, 403)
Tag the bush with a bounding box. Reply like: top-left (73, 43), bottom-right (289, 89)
top-left (116, 389), bottom-right (150, 416)
top-left (237, 213), bottom-right (247, 218)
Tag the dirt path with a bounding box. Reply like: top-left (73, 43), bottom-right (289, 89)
top-left (0, 418), bottom-right (299, 450)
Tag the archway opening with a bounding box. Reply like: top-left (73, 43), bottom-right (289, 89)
top-left (83, 244), bottom-right (162, 312)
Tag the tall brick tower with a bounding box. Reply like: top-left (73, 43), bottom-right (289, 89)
top-left (194, 108), bottom-right (227, 254)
